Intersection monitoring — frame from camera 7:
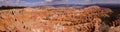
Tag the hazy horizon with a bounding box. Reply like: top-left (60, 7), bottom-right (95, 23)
top-left (0, 0), bottom-right (120, 7)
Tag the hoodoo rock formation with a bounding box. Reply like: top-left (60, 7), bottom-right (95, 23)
top-left (0, 6), bottom-right (119, 32)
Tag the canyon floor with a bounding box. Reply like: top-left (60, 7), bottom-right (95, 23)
top-left (0, 6), bottom-right (120, 32)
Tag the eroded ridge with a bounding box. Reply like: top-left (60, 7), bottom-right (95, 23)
top-left (0, 6), bottom-right (112, 32)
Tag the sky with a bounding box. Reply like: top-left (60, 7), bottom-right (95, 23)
top-left (0, 0), bottom-right (120, 6)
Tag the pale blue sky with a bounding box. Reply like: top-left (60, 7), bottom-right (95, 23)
top-left (0, 0), bottom-right (120, 6)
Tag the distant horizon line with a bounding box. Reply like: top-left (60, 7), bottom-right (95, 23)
top-left (0, 3), bottom-right (120, 7)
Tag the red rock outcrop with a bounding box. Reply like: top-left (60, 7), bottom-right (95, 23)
top-left (0, 6), bottom-right (112, 32)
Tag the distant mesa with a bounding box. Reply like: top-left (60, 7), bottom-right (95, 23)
top-left (38, 3), bottom-right (120, 9)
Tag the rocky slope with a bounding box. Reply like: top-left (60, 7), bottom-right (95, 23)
top-left (0, 6), bottom-right (119, 32)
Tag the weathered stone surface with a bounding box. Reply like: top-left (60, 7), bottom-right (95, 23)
top-left (0, 6), bottom-right (112, 32)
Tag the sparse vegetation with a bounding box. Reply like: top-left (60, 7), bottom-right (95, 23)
top-left (0, 6), bottom-right (25, 10)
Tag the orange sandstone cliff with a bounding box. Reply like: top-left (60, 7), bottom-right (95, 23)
top-left (0, 6), bottom-right (117, 32)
